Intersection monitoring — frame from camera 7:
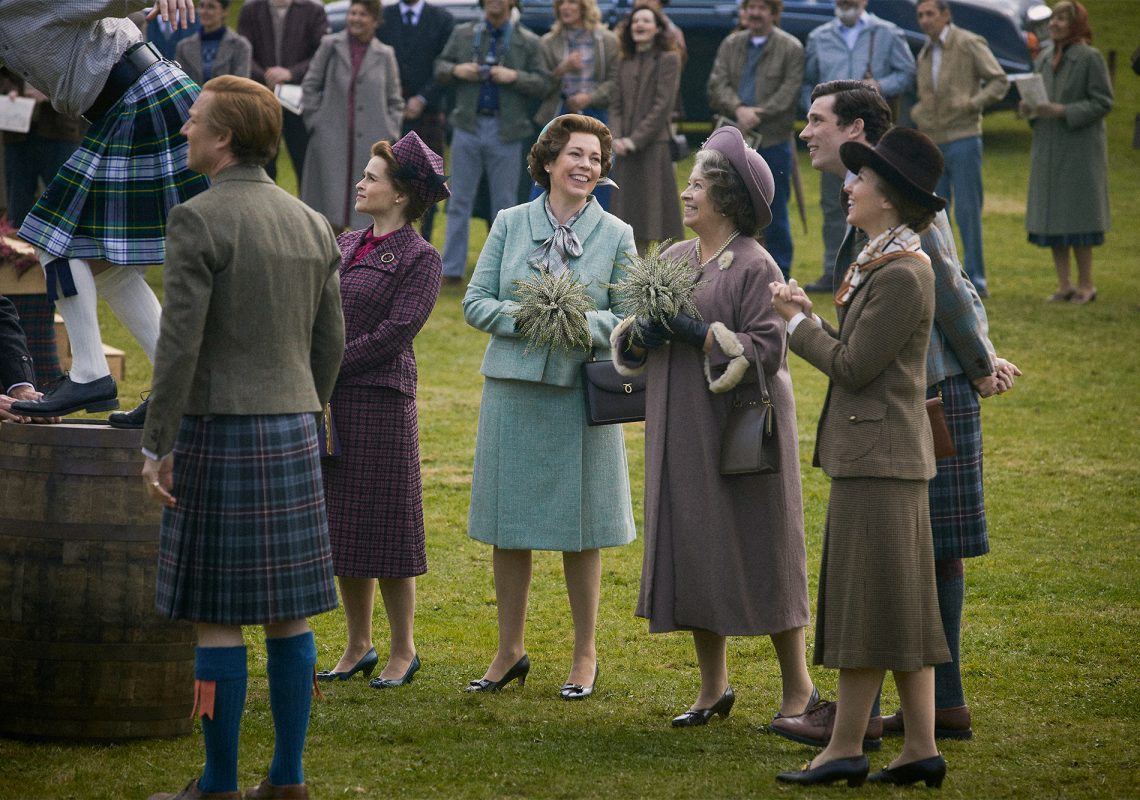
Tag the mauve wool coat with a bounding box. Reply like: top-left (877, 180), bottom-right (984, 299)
top-left (301, 31), bottom-right (404, 229)
top-left (615, 237), bottom-right (809, 635)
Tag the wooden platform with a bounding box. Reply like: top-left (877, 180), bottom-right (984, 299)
top-left (0, 236), bottom-right (45, 295)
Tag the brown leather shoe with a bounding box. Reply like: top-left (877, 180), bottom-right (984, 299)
top-left (882, 704), bottom-right (972, 740)
top-left (767, 700), bottom-right (882, 751)
top-left (148, 778), bottom-right (242, 800)
top-left (244, 779), bottom-right (309, 799)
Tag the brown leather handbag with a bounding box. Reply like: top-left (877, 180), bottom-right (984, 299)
top-left (925, 388), bottom-right (956, 460)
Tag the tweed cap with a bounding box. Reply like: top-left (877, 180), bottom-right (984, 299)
top-left (839, 127), bottom-right (946, 212)
top-left (391, 131), bottom-right (450, 206)
top-left (701, 126), bottom-right (775, 230)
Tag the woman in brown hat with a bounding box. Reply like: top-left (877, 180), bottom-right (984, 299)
top-left (317, 132), bottom-right (449, 690)
top-left (612, 125), bottom-right (814, 728)
top-left (769, 126), bottom-right (951, 788)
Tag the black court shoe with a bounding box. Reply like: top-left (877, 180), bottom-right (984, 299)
top-left (776, 755), bottom-right (870, 787)
top-left (868, 754), bottom-right (947, 788)
top-left (671, 686), bottom-right (735, 727)
top-left (465, 654), bottom-right (530, 693)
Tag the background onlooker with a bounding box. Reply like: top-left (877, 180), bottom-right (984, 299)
top-left (1023, 0), bottom-right (1112, 305)
top-left (300, 0), bottom-right (404, 231)
top-left (609, 5), bottom-right (684, 253)
top-left (707, 0), bottom-right (804, 278)
top-left (379, 0), bottom-right (456, 243)
top-left (145, 4), bottom-right (201, 60)
top-left (239, 0), bottom-right (328, 183)
top-left (175, 0), bottom-right (253, 86)
top-left (911, 0), bottom-right (1008, 298)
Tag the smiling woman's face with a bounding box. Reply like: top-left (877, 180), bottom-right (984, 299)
top-left (546, 132), bottom-right (603, 205)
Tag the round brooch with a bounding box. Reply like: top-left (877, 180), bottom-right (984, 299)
top-left (380, 252), bottom-right (395, 263)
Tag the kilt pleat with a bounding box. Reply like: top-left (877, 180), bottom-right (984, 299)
top-left (155, 414), bottom-right (338, 625)
top-left (321, 385), bottom-right (427, 578)
top-left (927, 374), bottom-right (988, 560)
top-left (18, 60), bottom-right (209, 265)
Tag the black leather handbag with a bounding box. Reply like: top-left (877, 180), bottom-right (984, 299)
top-left (719, 343), bottom-right (779, 475)
top-left (581, 357), bottom-right (646, 426)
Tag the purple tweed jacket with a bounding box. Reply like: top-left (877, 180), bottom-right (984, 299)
top-left (335, 225), bottom-right (441, 397)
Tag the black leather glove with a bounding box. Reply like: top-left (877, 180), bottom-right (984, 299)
top-left (635, 317), bottom-right (670, 349)
top-left (667, 312), bottom-right (710, 349)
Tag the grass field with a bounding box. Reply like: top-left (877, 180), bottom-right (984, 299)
top-left (2, 1), bottom-right (1139, 797)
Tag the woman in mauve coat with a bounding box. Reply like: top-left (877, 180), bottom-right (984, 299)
top-left (613, 126), bottom-right (813, 728)
top-left (608, 4), bottom-right (683, 252)
top-left (1022, 0), bottom-right (1112, 305)
top-left (317, 132), bottom-right (449, 689)
top-left (301, 0), bottom-right (404, 231)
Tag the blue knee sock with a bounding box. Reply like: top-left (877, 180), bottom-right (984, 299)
top-left (195, 645), bottom-right (248, 794)
top-left (933, 561), bottom-right (966, 709)
top-left (266, 632), bottom-right (317, 786)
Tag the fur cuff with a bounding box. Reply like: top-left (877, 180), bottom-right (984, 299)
top-left (609, 316), bottom-right (647, 376)
top-left (704, 321), bottom-right (749, 394)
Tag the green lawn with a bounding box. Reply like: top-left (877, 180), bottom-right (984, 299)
top-left (3, 1), bottom-right (1139, 797)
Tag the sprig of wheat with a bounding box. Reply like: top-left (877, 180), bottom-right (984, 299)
top-left (607, 240), bottom-right (702, 343)
top-left (510, 270), bottom-right (596, 354)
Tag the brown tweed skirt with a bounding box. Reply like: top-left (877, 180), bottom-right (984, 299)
top-left (813, 477), bottom-right (950, 671)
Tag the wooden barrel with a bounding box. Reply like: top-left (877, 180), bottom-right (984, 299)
top-left (0, 422), bottom-right (195, 740)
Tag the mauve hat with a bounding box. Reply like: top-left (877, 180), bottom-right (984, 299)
top-left (391, 131), bottom-right (450, 206)
top-left (839, 127), bottom-right (946, 212)
top-left (701, 126), bottom-right (775, 230)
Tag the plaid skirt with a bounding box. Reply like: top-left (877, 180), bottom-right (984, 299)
top-left (18, 60), bottom-right (209, 265)
top-left (928, 374), bottom-right (989, 560)
top-left (155, 414), bottom-right (338, 625)
top-left (321, 385), bottom-right (427, 579)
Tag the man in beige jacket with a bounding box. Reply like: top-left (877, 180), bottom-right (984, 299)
top-left (911, 0), bottom-right (1008, 297)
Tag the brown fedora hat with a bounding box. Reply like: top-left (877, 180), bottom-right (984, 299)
top-left (701, 126), bottom-right (775, 230)
top-left (839, 127), bottom-right (946, 212)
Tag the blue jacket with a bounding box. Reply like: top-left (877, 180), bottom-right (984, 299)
top-left (463, 196), bottom-right (634, 387)
top-left (802, 13), bottom-right (915, 111)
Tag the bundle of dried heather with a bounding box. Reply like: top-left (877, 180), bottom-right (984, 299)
top-left (510, 270), bottom-right (596, 354)
top-left (607, 240), bottom-right (702, 343)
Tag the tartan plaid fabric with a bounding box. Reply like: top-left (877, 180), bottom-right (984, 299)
top-left (7, 294), bottom-right (60, 388)
top-left (155, 414), bottom-right (338, 625)
top-left (18, 60), bottom-right (209, 265)
top-left (927, 373), bottom-right (989, 560)
top-left (321, 385), bottom-right (427, 579)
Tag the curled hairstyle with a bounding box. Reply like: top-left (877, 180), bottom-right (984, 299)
top-left (692, 149), bottom-right (760, 238)
top-left (527, 114), bottom-right (613, 191)
top-left (200, 75), bottom-right (281, 166)
top-left (370, 140), bottom-right (430, 223)
top-left (810, 79), bottom-right (893, 145)
top-left (352, 0), bottom-right (382, 20)
top-left (552, 0), bottom-right (602, 31)
top-left (618, 5), bottom-right (678, 58)
top-left (864, 170), bottom-right (937, 233)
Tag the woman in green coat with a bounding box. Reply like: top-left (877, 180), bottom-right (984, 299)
top-left (461, 114), bottom-right (636, 700)
top-left (1022, 1), bottom-right (1113, 305)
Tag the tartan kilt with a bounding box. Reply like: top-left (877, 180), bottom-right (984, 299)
top-left (18, 60), bottom-right (209, 265)
top-left (927, 374), bottom-right (989, 560)
top-left (7, 293), bottom-right (61, 388)
top-left (155, 414), bottom-right (338, 625)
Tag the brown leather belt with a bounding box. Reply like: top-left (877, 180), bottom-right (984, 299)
top-left (82, 41), bottom-right (163, 124)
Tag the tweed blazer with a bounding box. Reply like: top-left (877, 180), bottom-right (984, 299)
top-left (335, 225), bottom-right (441, 396)
top-left (834, 210), bottom-right (992, 386)
top-left (912, 25), bottom-right (1008, 144)
top-left (790, 254), bottom-right (936, 480)
top-left (142, 165), bottom-right (345, 457)
top-left (0, 295), bottom-right (34, 391)
top-left (379, 2), bottom-right (455, 110)
top-left (238, 0), bottom-right (328, 85)
top-left (463, 196), bottom-right (634, 388)
top-left (434, 19), bottom-right (551, 142)
top-left (707, 27), bottom-right (804, 145)
top-left (175, 28), bottom-right (253, 86)
top-left (534, 26), bottom-right (620, 124)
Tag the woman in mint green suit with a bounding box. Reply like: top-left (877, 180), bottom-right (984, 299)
top-left (461, 114), bottom-right (635, 700)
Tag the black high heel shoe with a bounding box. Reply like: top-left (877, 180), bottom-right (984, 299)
top-left (671, 686), bottom-right (735, 727)
top-left (559, 664), bottom-right (598, 700)
top-left (369, 653), bottom-right (421, 689)
top-left (776, 755), bottom-right (870, 787)
top-left (868, 754), bottom-right (947, 788)
top-left (465, 654), bottom-right (530, 693)
top-left (316, 647), bottom-right (378, 681)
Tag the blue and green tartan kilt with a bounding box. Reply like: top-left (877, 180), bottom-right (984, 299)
top-left (18, 60), bottom-right (209, 266)
top-left (155, 414), bottom-right (339, 625)
top-left (927, 373), bottom-right (989, 560)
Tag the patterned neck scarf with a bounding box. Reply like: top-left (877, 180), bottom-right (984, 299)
top-left (836, 224), bottom-right (922, 306)
top-left (527, 196), bottom-right (592, 276)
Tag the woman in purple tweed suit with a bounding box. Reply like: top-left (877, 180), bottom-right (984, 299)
top-left (317, 132), bottom-right (450, 689)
